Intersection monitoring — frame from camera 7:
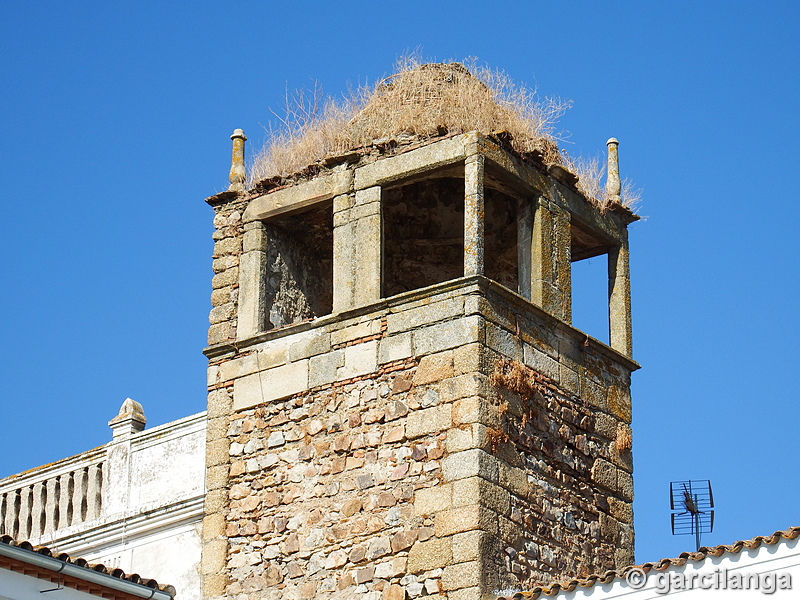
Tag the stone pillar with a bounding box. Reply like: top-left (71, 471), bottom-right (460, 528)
top-left (333, 187), bottom-right (381, 312)
top-left (606, 138), bottom-right (621, 204)
top-left (517, 198), bottom-right (534, 300)
top-left (73, 467), bottom-right (87, 522)
top-left (201, 386), bottom-right (234, 600)
top-left (609, 232), bottom-right (633, 357)
top-left (237, 220), bottom-right (268, 340)
top-left (606, 136), bottom-right (631, 355)
top-left (86, 463), bottom-right (103, 521)
top-left (531, 198), bottom-right (572, 321)
top-left (228, 129), bottom-right (247, 193)
top-left (553, 204), bottom-right (572, 322)
top-left (531, 197), bottom-right (551, 310)
top-left (58, 472), bottom-right (73, 529)
top-left (104, 399), bottom-right (143, 518)
top-left (30, 482), bottom-right (45, 538)
top-left (43, 478), bottom-right (59, 535)
top-left (17, 487), bottom-right (31, 540)
top-left (464, 153), bottom-right (485, 276)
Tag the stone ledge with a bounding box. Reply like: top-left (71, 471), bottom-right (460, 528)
top-left (243, 168), bottom-right (353, 222)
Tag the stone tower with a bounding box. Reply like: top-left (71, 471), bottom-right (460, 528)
top-left (200, 68), bottom-right (638, 600)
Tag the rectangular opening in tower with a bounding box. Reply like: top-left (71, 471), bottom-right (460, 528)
top-left (484, 185), bottom-right (519, 293)
top-left (382, 176), bottom-right (465, 297)
top-left (262, 203), bottom-right (333, 330)
top-left (571, 221), bottom-right (612, 344)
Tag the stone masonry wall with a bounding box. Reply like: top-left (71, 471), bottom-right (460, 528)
top-left (208, 197), bottom-right (247, 345)
top-left (472, 289), bottom-right (634, 590)
top-left (202, 279), bottom-right (636, 600)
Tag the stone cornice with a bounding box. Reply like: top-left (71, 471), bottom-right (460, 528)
top-left (28, 495), bottom-right (205, 557)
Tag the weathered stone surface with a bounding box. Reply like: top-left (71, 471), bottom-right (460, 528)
top-left (201, 165), bottom-right (639, 597)
top-left (340, 341), bottom-right (378, 379)
top-left (354, 136), bottom-right (465, 190)
top-left (413, 484), bottom-right (452, 516)
top-left (414, 317), bottom-right (480, 356)
top-left (442, 449), bottom-right (498, 483)
top-left (407, 537), bottom-right (452, 572)
top-left (413, 352), bottom-right (454, 385)
top-left (442, 561), bottom-right (480, 591)
top-left (406, 405), bottom-right (452, 439)
top-left (233, 360), bottom-right (309, 410)
top-left (244, 169), bottom-right (353, 222)
top-left (379, 332), bottom-right (413, 364)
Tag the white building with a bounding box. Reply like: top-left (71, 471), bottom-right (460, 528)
top-left (496, 526), bottom-right (799, 599)
top-left (0, 399), bottom-right (205, 600)
top-left (0, 536), bottom-right (175, 600)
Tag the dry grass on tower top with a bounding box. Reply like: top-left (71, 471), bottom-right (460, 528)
top-left (248, 57), bottom-right (640, 211)
top-left (248, 58), bottom-right (569, 183)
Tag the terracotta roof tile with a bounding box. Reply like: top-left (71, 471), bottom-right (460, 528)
top-left (0, 535), bottom-right (176, 596)
top-left (496, 526), bottom-right (800, 599)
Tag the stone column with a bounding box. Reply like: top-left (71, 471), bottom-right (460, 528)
top-left (517, 198), bottom-right (534, 300)
top-left (552, 204), bottom-right (572, 323)
top-left (606, 137), bottom-right (632, 356)
top-left (464, 153), bottom-right (485, 276)
top-left (531, 197), bottom-right (552, 310)
top-left (609, 232), bottom-right (633, 357)
top-left (531, 198), bottom-right (572, 321)
top-left (237, 220), bottom-right (268, 340)
top-left (333, 187), bottom-right (381, 312)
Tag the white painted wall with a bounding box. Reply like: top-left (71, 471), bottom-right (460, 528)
top-left (535, 534), bottom-right (799, 600)
top-left (0, 407), bottom-right (206, 600)
top-left (0, 567), bottom-right (104, 600)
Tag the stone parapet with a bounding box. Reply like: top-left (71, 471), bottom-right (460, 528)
top-left (0, 409), bottom-right (207, 600)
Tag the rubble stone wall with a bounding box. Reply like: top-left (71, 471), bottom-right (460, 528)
top-left (202, 279), bottom-right (635, 600)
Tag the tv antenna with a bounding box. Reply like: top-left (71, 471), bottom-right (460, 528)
top-left (670, 480), bottom-right (714, 551)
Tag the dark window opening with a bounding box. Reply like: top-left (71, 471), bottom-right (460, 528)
top-left (484, 185), bottom-right (519, 293)
top-left (382, 177), bottom-right (465, 297)
top-left (263, 203), bottom-right (333, 330)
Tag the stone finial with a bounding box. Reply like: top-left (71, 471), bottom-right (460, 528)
top-left (606, 137), bottom-right (621, 203)
top-left (108, 397), bottom-right (146, 439)
top-left (228, 129), bottom-right (247, 193)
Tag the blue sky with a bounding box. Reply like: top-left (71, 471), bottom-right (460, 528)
top-left (1, 1), bottom-right (798, 567)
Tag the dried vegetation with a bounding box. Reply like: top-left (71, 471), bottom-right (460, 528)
top-left (248, 56), bottom-right (639, 210)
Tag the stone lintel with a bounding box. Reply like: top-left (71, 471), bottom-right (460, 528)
top-left (479, 135), bottom-right (629, 245)
top-left (354, 135), bottom-right (467, 190)
top-left (242, 168), bottom-right (353, 222)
